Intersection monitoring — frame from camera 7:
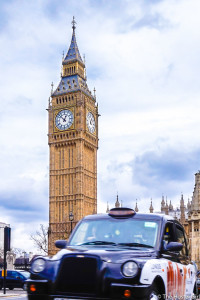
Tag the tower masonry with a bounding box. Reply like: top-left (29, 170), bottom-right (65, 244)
top-left (48, 19), bottom-right (99, 255)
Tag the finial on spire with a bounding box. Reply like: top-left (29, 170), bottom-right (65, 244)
top-left (135, 200), bottom-right (139, 212)
top-left (62, 51), bottom-right (64, 61)
top-left (149, 199), bottom-right (154, 213)
top-left (51, 82), bottom-right (54, 95)
top-left (72, 16), bottom-right (76, 32)
top-left (115, 193), bottom-right (120, 208)
top-left (93, 87), bottom-right (96, 98)
top-left (106, 202), bottom-right (109, 213)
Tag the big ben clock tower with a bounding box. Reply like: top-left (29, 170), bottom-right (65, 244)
top-left (48, 18), bottom-right (98, 255)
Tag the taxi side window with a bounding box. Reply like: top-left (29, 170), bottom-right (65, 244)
top-left (163, 222), bottom-right (175, 247)
top-left (175, 224), bottom-right (188, 256)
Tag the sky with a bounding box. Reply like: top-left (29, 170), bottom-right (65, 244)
top-left (0, 0), bottom-right (200, 253)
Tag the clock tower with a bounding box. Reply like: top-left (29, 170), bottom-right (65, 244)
top-left (48, 18), bottom-right (98, 255)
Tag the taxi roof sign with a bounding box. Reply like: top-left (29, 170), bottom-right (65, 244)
top-left (108, 207), bottom-right (136, 217)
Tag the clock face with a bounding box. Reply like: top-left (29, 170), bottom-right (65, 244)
top-left (87, 112), bottom-right (95, 133)
top-left (55, 109), bottom-right (74, 130)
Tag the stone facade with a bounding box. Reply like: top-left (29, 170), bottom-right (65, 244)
top-left (188, 172), bottom-right (200, 268)
top-left (158, 172), bottom-right (200, 268)
top-left (48, 19), bottom-right (98, 255)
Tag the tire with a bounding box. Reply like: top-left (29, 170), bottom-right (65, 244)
top-left (9, 287), bottom-right (14, 290)
top-left (0, 284), bottom-right (2, 290)
top-left (148, 284), bottom-right (161, 300)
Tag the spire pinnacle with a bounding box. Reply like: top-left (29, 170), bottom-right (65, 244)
top-left (115, 193), bottom-right (120, 208)
top-left (106, 202), bottom-right (109, 213)
top-left (135, 200), bottom-right (139, 212)
top-left (72, 16), bottom-right (76, 33)
top-left (51, 82), bottom-right (54, 95)
top-left (149, 199), bottom-right (154, 213)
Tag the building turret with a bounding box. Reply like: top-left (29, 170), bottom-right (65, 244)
top-left (135, 200), bottom-right (139, 212)
top-left (191, 171), bottom-right (200, 211)
top-left (187, 198), bottom-right (191, 211)
top-left (115, 194), bottom-right (120, 208)
top-left (169, 200), bottom-right (173, 211)
top-left (165, 199), bottom-right (169, 215)
top-left (180, 194), bottom-right (185, 224)
top-left (161, 195), bottom-right (165, 213)
top-left (106, 202), bottom-right (109, 213)
top-left (149, 200), bottom-right (154, 213)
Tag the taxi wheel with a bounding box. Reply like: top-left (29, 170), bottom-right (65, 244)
top-left (149, 285), bottom-right (161, 300)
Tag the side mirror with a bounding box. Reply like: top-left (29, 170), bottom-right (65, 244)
top-left (165, 242), bottom-right (183, 252)
top-left (55, 240), bottom-right (67, 249)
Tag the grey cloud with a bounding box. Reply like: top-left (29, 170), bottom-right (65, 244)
top-left (133, 13), bottom-right (171, 30)
top-left (0, 183), bottom-right (48, 223)
top-left (132, 149), bottom-right (199, 181)
top-left (99, 147), bottom-right (200, 206)
top-left (129, 148), bottom-right (200, 197)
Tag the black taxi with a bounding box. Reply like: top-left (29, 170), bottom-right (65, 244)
top-left (27, 208), bottom-right (197, 300)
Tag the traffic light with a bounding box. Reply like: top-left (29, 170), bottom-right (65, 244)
top-left (4, 227), bottom-right (11, 252)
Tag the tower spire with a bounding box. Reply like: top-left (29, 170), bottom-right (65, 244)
top-left (62, 17), bottom-right (84, 67)
top-left (52, 18), bottom-right (93, 98)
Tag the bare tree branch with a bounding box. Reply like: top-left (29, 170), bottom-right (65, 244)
top-left (30, 224), bottom-right (48, 255)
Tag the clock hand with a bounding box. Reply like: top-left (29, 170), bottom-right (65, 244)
top-left (61, 116), bottom-right (67, 122)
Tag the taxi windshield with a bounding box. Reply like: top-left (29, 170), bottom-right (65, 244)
top-left (69, 218), bottom-right (159, 248)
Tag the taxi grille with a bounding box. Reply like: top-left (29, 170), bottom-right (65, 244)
top-left (55, 255), bottom-right (98, 295)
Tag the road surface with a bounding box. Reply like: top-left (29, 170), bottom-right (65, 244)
top-left (0, 288), bottom-right (27, 299)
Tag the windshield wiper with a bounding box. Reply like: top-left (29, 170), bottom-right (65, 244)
top-left (80, 241), bottom-right (117, 246)
top-left (117, 242), bottom-right (154, 248)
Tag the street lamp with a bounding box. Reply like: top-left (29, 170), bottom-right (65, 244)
top-left (69, 211), bottom-right (74, 233)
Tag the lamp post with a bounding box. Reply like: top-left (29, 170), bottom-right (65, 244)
top-left (69, 211), bottom-right (74, 233)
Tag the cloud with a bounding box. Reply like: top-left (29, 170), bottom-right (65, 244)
top-left (98, 146), bottom-right (199, 213)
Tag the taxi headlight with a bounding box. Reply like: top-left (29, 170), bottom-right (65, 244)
top-left (122, 261), bottom-right (138, 277)
top-left (31, 258), bottom-right (46, 273)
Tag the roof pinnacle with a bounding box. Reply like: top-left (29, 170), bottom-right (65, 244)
top-left (72, 16), bottom-right (76, 33)
top-left (51, 82), bottom-right (54, 95)
top-left (115, 193), bottom-right (120, 208)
